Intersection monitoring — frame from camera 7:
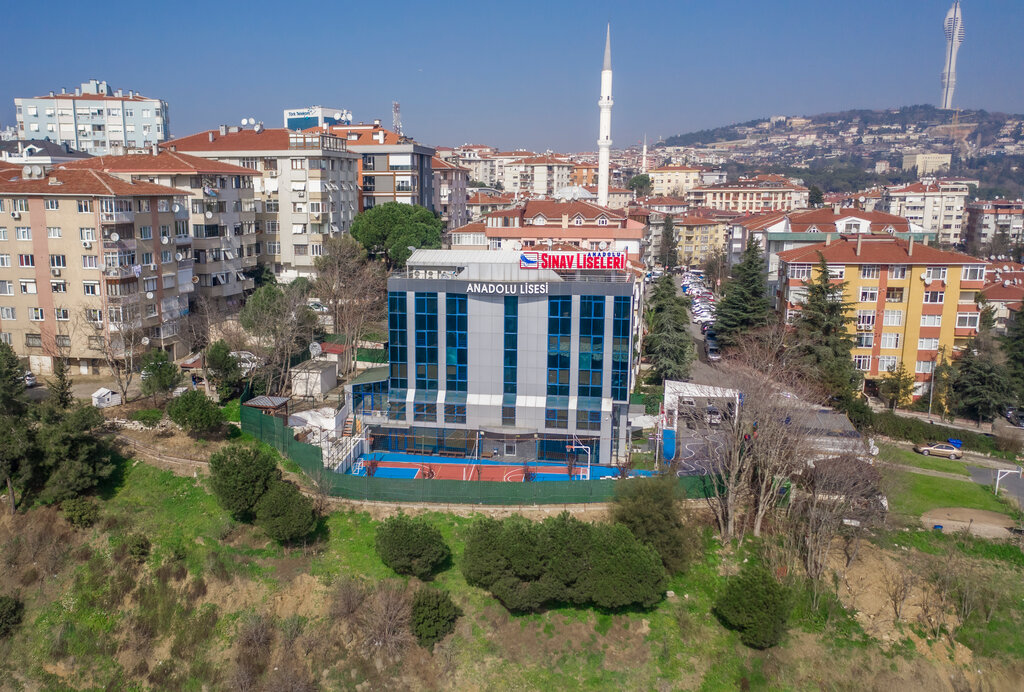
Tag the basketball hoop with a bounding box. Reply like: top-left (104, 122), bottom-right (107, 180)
top-left (566, 445), bottom-right (573, 453)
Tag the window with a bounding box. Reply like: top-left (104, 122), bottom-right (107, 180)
top-left (141, 252), bottom-right (153, 265)
top-left (18, 254), bottom-right (34, 267)
top-left (77, 200), bottom-right (92, 213)
top-left (83, 281), bottom-right (99, 296)
top-left (49, 254), bottom-right (66, 268)
top-left (412, 403), bottom-right (436, 422)
top-left (788, 263), bottom-right (811, 279)
top-left (880, 332), bottom-right (900, 349)
top-left (0, 228), bottom-right (6, 240)
top-left (960, 265), bottom-right (984, 281)
top-left (0, 307), bottom-right (14, 320)
top-left (578, 296), bottom-right (605, 398)
top-left (266, 242), bottom-right (281, 255)
top-left (55, 307), bottom-right (69, 321)
top-left (888, 264), bottom-right (907, 279)
top-left (290, 158), bottom-right (304, 170)
top-left (82, 255), bottom-right (98, 269)
top-left (293, 245), bottom-right (308, 256)
top-left (144, 277), bottom-right (157, 292)
top-left (16, 227), bottom-right (31, 241)
top-left (854, 355), bottom-right (871, 371)
top-left (859, 287), bottom-right (878, 302)
top-left (856, 310), bottom-right (875, 328)
top-left (883, 309), bottom-right (903, 327)
top-left (29, 308), bottom-right (44, 321)
top-left (920, 314), bottom-right (942, 327)
top-left (0, 333), bottom-right (9, 345)
top-left (47, 227), bottom-right (61, 239)
top-left (161, 250), bottom-right (172, 264)
top-left (51, 280), bottom-right (66, 293)
top-left (265, 220), bottom-right (279, 234)
top-left (0, 254), bottom-right (7, 268)
top-left (956, 313), bottom-right (980, 329)
top-left (139, 226), bottom-right (152, 240)
top-left (12, 199), bottom-right (27, 212)
top-left (856, 333), bottom-right (874, 348)
top-left (545, 408), bottom-right (568, 429)
top-left (547, 296), bottom-right (572, 396)
top-left (860, 265), bottom-right (880, 279)
top-left (504, 296), bottom-right (518, 394)
top-left (310, 244), bottom-right (323, 257)
top-left (925, 266), bottom-right (947, 281)
top-left (922, 291), bottom-right (944, 304)
top-left (44, 198), bottom-right (59, 211)
top-left (0, 281), bottom-right (11, 295)
top-left (917, 337), bottom-right (939, 350)
top-left (86, 309), bottom-right (102, 323)
top-left (414, 292), bottom-right (438, 390)
top-left (25, 334), bottom-right (42, 348)
top-left (444, 404), bottom-right (467, 424)
top-left (265, 200), bottom-right (279, 213)
top-left (55, 335), bottom-right (71, 349)
top-left (827, 265), bottom-right (845, 279)
top-left (80, 227), bottom-right (96, 241)
top-left (576, 410), bottom-right (602, 431)
top-left (885, 287), bottom-right (904, 303)
top-left (877, 355), bottom-right (899, 372)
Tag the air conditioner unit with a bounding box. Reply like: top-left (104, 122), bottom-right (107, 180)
top-left (50, 268), bottom-right (61, 277)
top-left (147, 264), bottom-right (157, 271)
top-left (11, 211), bottom-right (20, 219)
top-left (82, 241), bottom-right (92, 249)
top-left (296, 191), bottom-right (305, 198)
top-left (857, 324), bottom-right (872, 332)
top-left (267, 170), bottom-right (278, 178)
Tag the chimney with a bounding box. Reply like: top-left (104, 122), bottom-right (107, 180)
top-left (208, 131), bottom-right (215, 143)
top-left (218, 125), bottom-right (227, 136)
top-left (170, 145), bottom-right (176, 152)
top-left (856, 234), bottom-right (862, 256)
top-left (74, 87), bottom-right (81, 96)
top-left (825, 233), bottom-right (832, 246)
top-left (561, 213), bottom-right (569, 229)
top-left (151, 143), bottom-right (159, 156)
top-left (908, 237), bottom-right (914, 257)
top-left (373, 119), bottom-right (381, 127)
top-left (129, 90), bottom-right (134, 98)
top-left (115, 89), bottom-right (122, 97)
top-left (61, 87), bottom-right (66, 94)
top-left (922, 235), bottom-right (929, 246)
top-left (48, 90), bottom-right (54, 97)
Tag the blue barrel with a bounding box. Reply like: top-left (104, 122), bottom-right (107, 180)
top-left (663, 429), bottom-right (676, 462)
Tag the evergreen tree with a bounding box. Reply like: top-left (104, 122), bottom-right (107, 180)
top-left (714, 241), bottom-right (770, 346)
top-left (1002, 313), bottom-right (1024, 402)
top-left (808, 185), bottom-right (824, 207)
top-left (47, 357), bottom-right (74, 409)
top-left (0, 342), bottom-right (25, 417)
top-left (930, 346), bottom-right (956, 419)
top-left (790, 256), bottom-right (861, 400)
top-left (953, 346), bottom-right (1014, 425)
top-left (140, 349), bottom-right (183, 402)
top-left (660, 215), bottom-right (677, 270)
top-left (878, 362), bottom-right (914, 410)
top-left (205, 340), bottom-right (242, 399)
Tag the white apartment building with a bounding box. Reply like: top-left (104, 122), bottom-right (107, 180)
top-left (649, 165), bottom-right (704, 196)
top-left (688, 175), bottom-right (810, 214)
top-left (965, 200), bottom-right (1024, 249)
top-left (163, 126), bottom-right (360, 283)
top-left (14, 79), bottom-right (169, 155)
top-left (502, 156), bottom-right (573, 197)
top-left (882, 179), bottom-right (973, 245)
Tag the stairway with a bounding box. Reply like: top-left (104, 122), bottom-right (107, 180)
top-left (342, 414), bottom-right (354, 437)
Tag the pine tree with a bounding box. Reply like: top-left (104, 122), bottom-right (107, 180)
top-left (1001, 312), bottom-right (1024, 402)
top-left (953, 345), bottom-right (1014, 425)
top-left (47, 357), bottom-right (74, 409)
top-left (878, 361), bottom-right (914, 410)
top-left (660, 215), bottom-right (677, 270)
top-left (713, 241), bottom-right (770, 346)
top-left (790, 255), bottom-right (860, 401)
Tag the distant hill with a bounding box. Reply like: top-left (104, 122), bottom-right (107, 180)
top-left (661, 105), bottom-right (1022, 149)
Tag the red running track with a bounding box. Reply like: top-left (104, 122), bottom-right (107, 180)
top-left (371, 460), bottom-right (584, 481)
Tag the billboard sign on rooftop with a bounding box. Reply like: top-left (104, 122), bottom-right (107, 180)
top-left (519, 251), bottom-right (626, 270)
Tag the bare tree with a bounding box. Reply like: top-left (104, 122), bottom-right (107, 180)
top-left (880, 562), bottom-right (916, 621)
top-left (239, 284), bottom-right (318, 396)
top-left (79, 306), bottom-right (146, 402)
top-left (313, 235), bottom-right (387, 375)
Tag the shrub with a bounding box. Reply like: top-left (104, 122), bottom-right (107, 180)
top-left (462, 512), bottom-right (667, 613)
top-left (713, 563), bottom-right (790, 649)
top-left (131, 408), bottom-right (164, 427)
top-left (166, 390), bottom-right (224, 436)
top-left (61, 497), bottom-right (100, 528)
top-left (140, 349), bottom-right (184, 401)
top-left (411, 588), bottom-right (459, 647)
top-left (374, 514), bottom-right (451, 580)
top-left (254, 481), bottom-right (317, 542)
top-left (124, 533), bottom-right (152, 563)
top-left (209, 442), bottom-right (280, 519)
top-left (330, 577), bottom-right (366, 622)
top-left (612, 476), bottom-right (702, 574)
top-left (0, 595), bottom-right (24, 638)
top-left (358, 581), bottom-right (412, 658)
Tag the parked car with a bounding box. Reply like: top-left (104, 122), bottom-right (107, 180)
top-left (912, 442), bottom-right (962, 459)
top-left (23, 371), bottom-right (36, 387)
top-left (705, 405), bottom-right (723, 425)
top-left (705, 344), bottom-right (722, 362)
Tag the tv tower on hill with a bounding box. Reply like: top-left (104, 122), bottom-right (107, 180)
top-left (940, 1), bottom-right (965, 110)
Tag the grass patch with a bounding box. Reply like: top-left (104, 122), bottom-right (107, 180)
top-left (221, 398), bottom-right (241, 422)
top-left (878, 443), bottom-right (970, 476)
top-left (355, 347), bottom-right (387, 363)
top-left (885, 469), bottom-right (1009, 517)
top-left (872, 528), bottom-right (1024, 567)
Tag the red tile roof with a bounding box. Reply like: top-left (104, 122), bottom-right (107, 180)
top-left (735, 208), bottom-right (914, 233)
top-left (510, 155), bottom-right (571, 166)
top-left (323, 124), bottom-right (403, 146)
top-left (431, 156), bottom-right (468, 172)
top-left (163, 128), bottom-right (296, 152)
top-left (776, 236), bottom-right (984, 266)
top-left (0, 168), bottom-right (181, 196)
top-left (59, 151), bottom-right (253, 176)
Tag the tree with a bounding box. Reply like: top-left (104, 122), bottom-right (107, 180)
top-left (140, 349), bottom-right (183, 402)
top-left (644, 276), bottom-right (694, 382)
top-left (808, 184), bottom-right (824, 207)
top-left (350, 202), bottom-right (443, 269)
top-left (612, 476), bottom-right (701, 574)
top-left (953, 346), bottom-right (1014, 425)
top-left (374, 514), bottom-right (451, 579)
top-left (627, 173), bottom-right (652, 197)
top-left (702, 247), bottom-right (729, 292)
top-left (713, 563), bottom-right (790, 649)
top-left (659, 214), bottom-right (678, 270)
top-left (930, 347), bottom-right (956, 420)
top-left (879, 361), bottom-right (915, 410)
top-left (0, 418), bottom-right (31, 515)
top-left (209, 442), bottom-right (281, 519)
top-left (410, 588), bottom-right (459, 648)
top-left (313, 236), bottom-right (387, 374)
top-left (45, 355), bottom-right (74, 409)
top-left (205, 340), bottom-right (242, 400)
top-left (1002, 314), bottom-right (1024, 401)
top-left (789, 255), bottom-right (860, 401)
top-left (167, 390), bottom-right (224, 436)
top-left (239, 284), bottom-right (318, 396)
top-left (714, 241), bottom-right (770, 347)
top-left (254, 480), bottom-right (317, 542)
top-left (82, 308), bottom-right (147, 403)
top-left (33, 403), bottom-right (112, 504)
top-left (0, 595), bottom-right (24, 639)
top-left (0, 341), bottom-right (25, 417)
top-left (244, 263), bottom-right (277, 288)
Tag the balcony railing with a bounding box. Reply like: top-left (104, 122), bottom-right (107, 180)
top-left (100, 211), bottom-right (134, 224)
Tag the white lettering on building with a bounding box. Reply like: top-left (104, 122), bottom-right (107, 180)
top-left (465, 283), bottom-right (549, 295)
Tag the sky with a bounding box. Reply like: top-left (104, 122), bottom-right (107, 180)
top-left (2, 0), bottom-right (1023, 152)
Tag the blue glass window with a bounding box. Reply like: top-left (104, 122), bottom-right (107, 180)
top-left (612, 295), bottom-right (631, 401)
top-left (445, 293), bottom-right (467, 391)
top-left (414, 292), bottom-right (438, 390)
top-left (545, 408), bottom-right (568, 429)
top-left (444, 403), bottom-right (466, 424)
top-left (504, 296), bottom-right (518, 394)
top-left (576, 410), bottom-right (602, 430)
top-left (547, 296), bottom-right (572, 396)
top-left (578, 296), bottom-right (605, 398)
top-left (388, 291), bottom-right (407, 389)
top-left (413, 402), bottom-right (437, 422)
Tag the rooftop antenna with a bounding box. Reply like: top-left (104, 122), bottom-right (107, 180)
top-left (392, 101), bottom-right (403, 136)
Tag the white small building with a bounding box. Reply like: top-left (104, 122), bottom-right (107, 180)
top-left (291, 360), bottom-right (338, 400)
top-left (91, 387), bottom-right (122, 408)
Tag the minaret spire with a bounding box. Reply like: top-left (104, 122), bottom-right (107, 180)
top-left (597, 23), bottom-right (613, 208)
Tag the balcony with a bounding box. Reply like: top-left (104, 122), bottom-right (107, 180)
top-left (104, 265), bottom-right (136, 279)
top-left (177, 258), bottom-right (194, 270)
top-left (175, 234), bottom-right (191, 246)
top-left (100, 211), bottom-right (134, 225)
top-left (106, 293), bottom-right (141, 306)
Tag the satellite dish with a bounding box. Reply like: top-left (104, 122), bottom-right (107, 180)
top-left (309, 342), bottom-right (322, 359)
top-left (110, 232), bottom-right (120, 242)
top-left (175, 252), bottom-right (183, 261)
top-left (924, 277), bottom-right (932, 286)
top-left (172, 203), bottom-right (181, 213)
top-left (192, 275), bottom-right (199, 284)
top-left (146, 291), bottom-right (154, 299)
top-left (599, 240), bottom-right (608, 250)
top-left (1004, 265), bottom-right (1011, 272)
top-left (990, 255), bottom-right (997, 260)
top-left (253, 123), bottom-right (264, 133)
top-left (1004, 280), bottom-right (1010, 287)
top-left (161, 236), bottom-right (169, 244)
top-left (858, 196), bottom-right (866, 203)
top-left (512, 240), bottom-right (522, 250)
top-left (919, 271), bottom-right (927, 281)
top-left (205, 210), bottom-right (213, 219)
top-left (333, 112), bottom-right (342, 120)
top-left (141, 337), bottom-right (150, 346)
top-left (31, 165), bottom-right (43, 178)
top-left (240, 117), bottom-right (248, 126)
top-left (21, 165), bottom-right (31, 178)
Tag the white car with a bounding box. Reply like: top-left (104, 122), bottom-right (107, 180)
top-left (23, 371), bottom-right (36, 387)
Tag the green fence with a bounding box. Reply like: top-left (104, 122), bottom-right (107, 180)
top-left (241, 404), bottom-right (714, 504)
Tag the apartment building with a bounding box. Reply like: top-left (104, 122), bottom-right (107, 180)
top-left (0, 140), bottom-right (91, 167)
top-left (502, 156), bottom-right (573, 197)
top-left (61, 151), bottom-right (258, 311)
top-left (452, 145), bottom-right (498, 187)
top-left (324, 122), bottom-right (434, 212)
top-left (479, 201), bottom-right (644, 258)
top-left (901, 152), bottom-right (951, 175)
top-left (467, 191), bottom-right (516, 222)
top-left (162, 127), bottom-right (360, 283)
top-left (570, 162), bottom-right (599, 187)
top-left (881, 179), bottom-right (972, 245)
top-left (776, 236), bottom-right (985, 397)
top-left (964, 199), bottom-right (1024, 250)
top-left (688, 175), bottom-right (809, 213)
top-left (431, 157), bottom-right (469, 230)
top-left (14, 79), bottom-right (169, 155)
top-left (0, 166), bottom-right (191, 375)
top-left (649, 165), bottom-right (703, 196)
